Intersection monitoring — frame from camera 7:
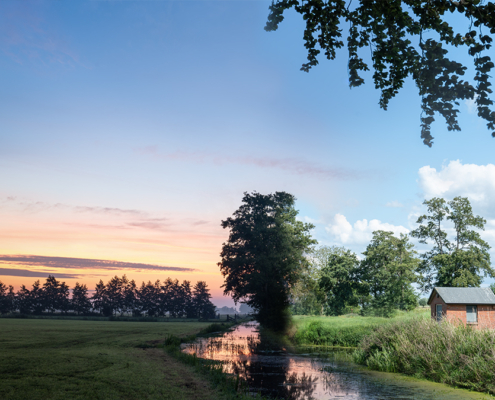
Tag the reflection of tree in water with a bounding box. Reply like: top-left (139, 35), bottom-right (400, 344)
top-left (223, 330), bottom-right (318, 400)
top-left (227, 358), bottom-right (318, 400)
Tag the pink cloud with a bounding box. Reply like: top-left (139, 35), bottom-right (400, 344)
top-left (137, 147), bottom-right (361, 180)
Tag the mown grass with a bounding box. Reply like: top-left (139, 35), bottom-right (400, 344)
top-left (354, 318), bottom-right (495, 395)
top-left (0, 319), bottom-right (237, 400)
top-left (292, 308), bottom-right (429, 347)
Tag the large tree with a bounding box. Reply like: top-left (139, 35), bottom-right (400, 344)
top-left (265, 0), bottom-right (495, 146)
top-left (360, 231), bottom-right (419, 315)
top-left (218, 191), bottom-right (316, 331)
top-left (319, 247), bottom-right (363, 316)
top-left (410, 196), bottom-right (494, 291)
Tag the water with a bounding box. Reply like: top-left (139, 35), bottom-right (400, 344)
top-left (181, 322), bottom-right (491, 400)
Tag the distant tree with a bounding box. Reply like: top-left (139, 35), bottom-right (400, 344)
top-left (319, 248), bottom-right (363, 316)
top-left (30, 280), bottom-right (45, 314)
top-left (72, 282), bottom-right (91, 315)
top-left (265, 0), bottom-right (495, 146)
top-left (239, 303), bottom-right (253, 314)
top-left (58, 282), bottom-right (70, 314)
top-left (361, 231), bottom-right (419, 315)
top-left (418, 298), bottom-right (428, 307)
top-left (218, 191), bottom-right (316, 332)
top-left (491, 283), bottom-right (495, 295)
top-left (167, 279), bottom-right (185, 318)
top-left (123, 279), bottom-right (138, 316)
top-left (182, 280), bottom-right (196, 318)
top-left (0, 281), bottom-right (14, 314)
top-left (91, 280), bottom-right (108, 315)
top-left (410, 197), bottom-right (494, 291)
top-left (16, 285), bottom-right (31, 314)
top-left (137, 280), bottom-right (161, 317)
top-left (159, 278), bottom-right (173, 316)
top-left (43, 276), bottom-right (69, 313)
top-left (105, 276), bottom-right (125, 316)
top-left (192, 281), bottom-right (216, 319)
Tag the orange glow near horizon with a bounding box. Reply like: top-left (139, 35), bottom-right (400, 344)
top-left (0, 200), bottom-right (233, 303)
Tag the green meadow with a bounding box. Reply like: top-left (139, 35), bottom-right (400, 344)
top-left (292, 308), bottom-right (430, 347)
top-left (0, 319), bottom-right (231, 400)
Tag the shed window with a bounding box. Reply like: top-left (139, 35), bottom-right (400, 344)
top-left (436, 304), bottom-right (442, 322)
top-left (466, 305), bottom-right (478, 323)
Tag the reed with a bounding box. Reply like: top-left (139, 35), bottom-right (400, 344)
top-left (354, 318), bottom-right (495, 395)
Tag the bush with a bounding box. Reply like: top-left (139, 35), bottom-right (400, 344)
top-left (354, 318), bottom-right (495, 394)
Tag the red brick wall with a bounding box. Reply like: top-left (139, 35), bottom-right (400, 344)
top-left (430, 293), bottom-right (446, 321)
top-left (430, 293), bottom-right (495, 329)
top-left (476, 306), bottom-right (495, 329)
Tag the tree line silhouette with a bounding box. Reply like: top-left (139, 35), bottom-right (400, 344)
top-left (0, 275), bottom-right (216, 318)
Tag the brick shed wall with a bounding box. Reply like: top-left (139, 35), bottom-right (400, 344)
top-left (430, 293), bottom-right (447, 321)
top-left (430, 293), bottom-right (495, 329)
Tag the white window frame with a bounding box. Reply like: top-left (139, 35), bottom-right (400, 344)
top-left (466, 305), bottom-right (478, 323)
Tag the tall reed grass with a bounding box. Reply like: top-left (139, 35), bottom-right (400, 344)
top-left (354, 318), bottom-right (495, 395)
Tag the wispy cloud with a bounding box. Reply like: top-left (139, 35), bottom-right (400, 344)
top-left (1, 198), bottom-right (145, 217)
top-left (0, 255), bottom-right (195, 273)
top-left (386, 201), bottom-right (404, 208)
top-left (0, 268), bottom-right (80, 279)
top-left (138, 147), bottom-right (362, 181)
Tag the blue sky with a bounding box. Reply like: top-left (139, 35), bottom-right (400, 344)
top-left (2, 0), bottom-right (495, 306)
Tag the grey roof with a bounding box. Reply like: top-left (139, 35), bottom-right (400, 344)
top-left (428, 287), bottom-right (495, 305)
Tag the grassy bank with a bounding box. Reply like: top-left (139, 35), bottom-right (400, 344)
top-left (354, 318), bottom-right (495, 395)
top-left (163, 320), bottom-right (264, 400)
top-left (292, 308), bottom-right (429, 347)
top-left (0, 319), bottom-right (238, 400)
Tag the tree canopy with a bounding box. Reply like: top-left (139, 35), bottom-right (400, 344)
top-left (410, 196), bottom-right (494, 290)
top-left (218, 191), bottom-right (316, 331)
top-left (265, 0), bottom-right (495, 146)
top-left (319, 247), bottom-right (362, 315)
top-left (361, 231), bottom-right (419, 315)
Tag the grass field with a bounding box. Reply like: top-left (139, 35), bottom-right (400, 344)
top-left (292, 308), bottom-right (430, 347)
top-left (0, 319), bottom-right (233, 400)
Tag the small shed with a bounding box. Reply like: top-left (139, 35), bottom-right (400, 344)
top-left (428, 287), bottom-right (495, 329)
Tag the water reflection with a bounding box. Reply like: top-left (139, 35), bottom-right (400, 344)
top-left (181, 322), bottom-right (486, 400)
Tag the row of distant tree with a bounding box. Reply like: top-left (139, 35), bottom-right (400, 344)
top-left (0, 275), bottom-right (216, 319)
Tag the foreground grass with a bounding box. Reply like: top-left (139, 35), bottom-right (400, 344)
top-left (0, 319), bottom-right (234, 400)
top-left (354, 318), bottom-right (495, 395)
top-left (292, 308), bottom-right (429, 347)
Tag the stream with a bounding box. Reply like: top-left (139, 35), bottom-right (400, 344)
top-left (181, 322), bottom-right (491, 400)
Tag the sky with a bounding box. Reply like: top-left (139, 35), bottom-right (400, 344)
top-left (2, 0), bottom-right (495, 307)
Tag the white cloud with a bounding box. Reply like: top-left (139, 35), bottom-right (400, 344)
top-left (386, 201), bottom-right (403, 208)
top-left (326, 213), bottom-right (409, 245)
top-left (418, 160), bottom-right (495, 217)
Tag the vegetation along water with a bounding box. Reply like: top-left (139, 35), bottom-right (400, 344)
top-left (292, 310), bottom-right (495, 396)
top-left (181, 321), bottom-right (491, 400)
